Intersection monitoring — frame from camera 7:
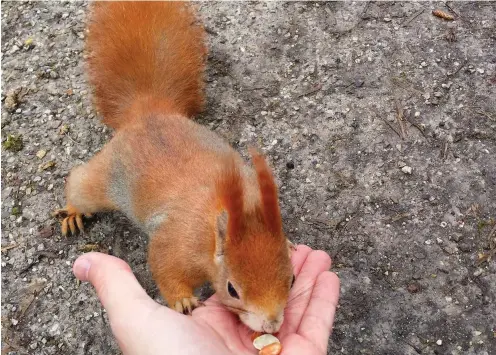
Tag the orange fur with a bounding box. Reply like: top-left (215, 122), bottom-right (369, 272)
top-left (249, 147), bottom-right (283, 236)
top-left (216, 156), bottom-right (246, 244)
top-left (86, 1), bottom-right (206, 129)
top-left (59, 1), bottom-right (294, 331)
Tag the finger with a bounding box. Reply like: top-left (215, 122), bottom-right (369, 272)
top-left (297, 272), bottom-right (340, 353)
top-left (280, 250), bottom-right (332, 336)
top-left (73, 252), bottom-right (157, 322)
top-left (279, 334), bottom-right (321, 355)
top-left (290, 244), bottom-right (313, 275)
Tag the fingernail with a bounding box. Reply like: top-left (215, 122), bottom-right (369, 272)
top-left (73, 257), bottom-right (91, 281)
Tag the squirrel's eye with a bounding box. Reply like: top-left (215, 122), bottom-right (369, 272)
top-left (291, 275), bottom-right (296, 288)
top-left (227, 281), bottom-right (239, 299)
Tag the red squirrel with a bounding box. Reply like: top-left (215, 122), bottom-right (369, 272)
top-left (54, 1), bottom-right (296, 333)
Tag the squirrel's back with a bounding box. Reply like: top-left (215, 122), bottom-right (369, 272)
top-left (86, 1), bottom-right (207, 129)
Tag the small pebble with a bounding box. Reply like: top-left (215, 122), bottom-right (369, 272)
top-left (36, 150), bottom-right (47, 159)
top-left (401, 166), bottom-right (412, 174)
top-left (473, 268), bottom-right (483, 277)
top-left (436, 339), bottom-right (442, 346)
top-left (407, 282), bottom-right (420, 294)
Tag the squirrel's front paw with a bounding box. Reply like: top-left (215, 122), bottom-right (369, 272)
top-left (53, 206), bottom-right (92, 236)
top-left (173, 297), bottom-right (203, 315)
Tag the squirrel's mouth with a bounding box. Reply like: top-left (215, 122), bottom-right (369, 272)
top-left (238, 312), bottom-right (284, 334)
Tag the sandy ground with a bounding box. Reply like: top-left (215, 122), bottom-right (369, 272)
top-left (2, 1), bottom-right (496, 354)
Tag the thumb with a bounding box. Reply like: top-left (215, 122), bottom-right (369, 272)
top-left (73, 252), bottom-right (157, 322)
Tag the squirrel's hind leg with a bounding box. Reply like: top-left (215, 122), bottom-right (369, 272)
top-left (54, 146), bottom-right (117, 237)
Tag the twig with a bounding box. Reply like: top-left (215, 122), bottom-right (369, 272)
top-left (440, 140), bottom-right (450, 160)
top-left (382, 118), bottom-right (402, 139)
top-left (1, 244), bottom-right (18, 252)
top-left (476, 223), bottom-right (496, 265)
top-left (488, 223), bottom-right (496, 248)
top-left (296, 84), bottom-right (322, 98)
top-left (19, 293), bottom-right (37, 322)
top-left (391, 213), bottom-right (410, 223)
top-left (242, 86), bottom-right (268, 92)
top-left (444, 2), bottom-right (460, 18)
top-left (333, 2), bottom-right (370, 38)
top-left (404, 114), bottom-right (427, 138)
top-left (394, 98), bottom-right (407, 139)
top-left (467, 106), bottom-right (496, 122)
top-left (19, 261), bottom-right (37, 275)
top-left (402, 8), bottom-right (425, 27)
top-left (448, 59), bottom-right (467, 77)
top-left (400, 339), bottom-right (423, 354)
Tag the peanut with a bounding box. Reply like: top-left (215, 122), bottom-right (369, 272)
top-left (259, 342), bottom-right (282, 355)
top-left (253, 334), bottom-right (280, 350)
top-left (251, 332), bottom-right (264, 342)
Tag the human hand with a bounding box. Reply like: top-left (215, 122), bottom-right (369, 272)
top-left (72, 245), bottom-right (340, 354)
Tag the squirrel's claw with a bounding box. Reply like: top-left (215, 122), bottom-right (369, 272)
top-left (53, 207), bottom-right (88, 237)
top-left (61, 217), bottom-right (69, 237)
top-left (174, 297), bottom-right (202, 315)
top-left (75, 214), bottom-right (84, 233)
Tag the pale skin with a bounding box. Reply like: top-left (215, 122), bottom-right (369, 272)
top-left (73, 245), bottom-right (340, 354)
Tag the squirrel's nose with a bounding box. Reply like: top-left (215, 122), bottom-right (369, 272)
top-left (262, 322), bottom-right (275, 333)
top-left (262, 319), bottom-right (281, 333)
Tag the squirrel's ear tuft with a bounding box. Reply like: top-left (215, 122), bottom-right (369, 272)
top-left (216, 156), bottom-right (245, 244)
top-left (249, 147), bottom-right (283, 236)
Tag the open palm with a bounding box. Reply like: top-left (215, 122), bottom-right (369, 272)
top-left (193, 245), bottom-right (339, 354)
top-left (73, 245), bottom-right (339, 355)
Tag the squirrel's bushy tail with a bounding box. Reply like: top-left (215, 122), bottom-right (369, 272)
top-left (86, 1), bottom-right (206, 129)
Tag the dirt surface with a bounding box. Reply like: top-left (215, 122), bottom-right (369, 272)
top-left (2, 1), bottom-right (496, 354)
